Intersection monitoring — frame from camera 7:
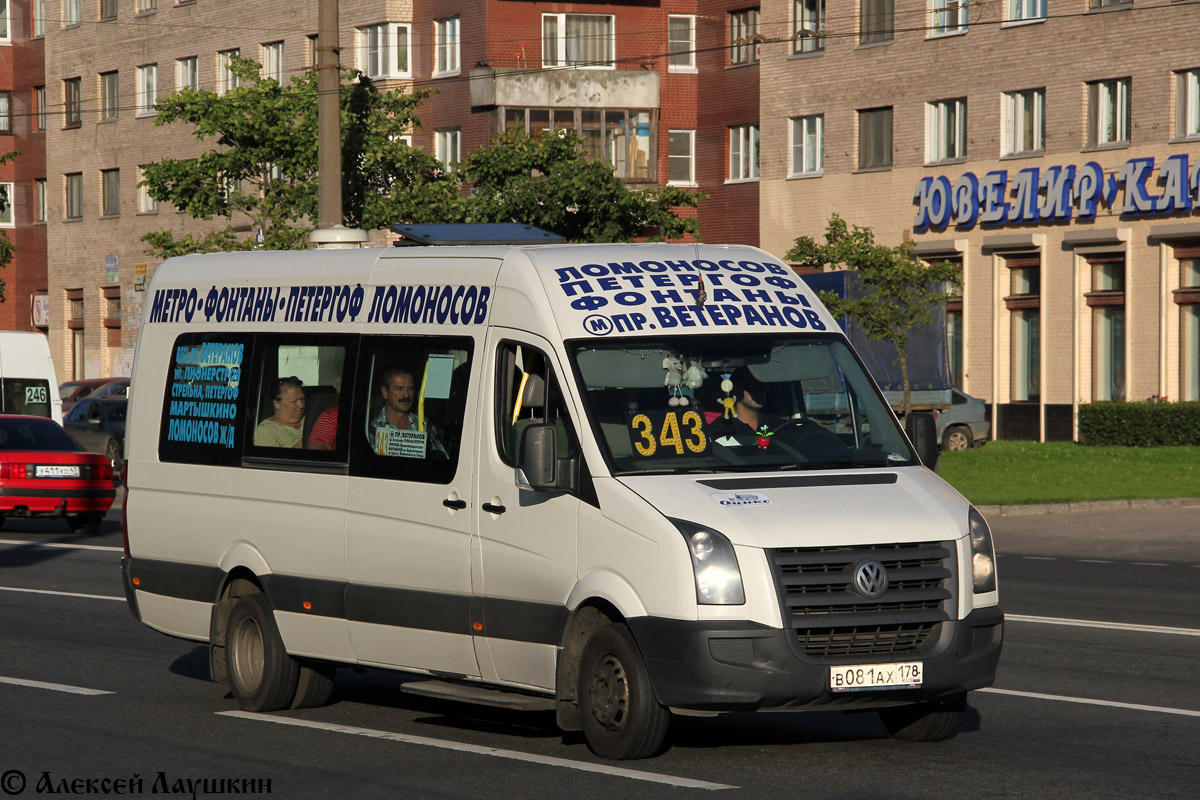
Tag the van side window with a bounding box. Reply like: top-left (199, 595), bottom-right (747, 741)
top-left (495, 342), bottom-right (579, 466)
top-left (159, 333), bottom-right (254, 467)
top-left (1, 378), bottom-right (52, 418)
top-left (348, 335), bottom-right (473, 485)
top-left (247, 335), bottom-right (355, 461)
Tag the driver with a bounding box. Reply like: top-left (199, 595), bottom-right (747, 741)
top-left (708, 367), bottom-right (784, 445)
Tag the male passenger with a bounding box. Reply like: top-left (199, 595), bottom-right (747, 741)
top-left (368, 367), bottom-right (448, 459)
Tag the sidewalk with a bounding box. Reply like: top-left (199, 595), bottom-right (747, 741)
top-left (976, 496), bottom-right (1200, 518)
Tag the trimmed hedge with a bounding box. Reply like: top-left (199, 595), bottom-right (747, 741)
top-left (1078, 401), bottom-right (1200, 446)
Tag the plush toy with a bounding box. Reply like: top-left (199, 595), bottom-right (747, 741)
top-left (663, 356), bottom-right (686, 406)
top-left (720, 374), bottom-right (736, 419)
top-left (683, 361), bottom-right (706, 390)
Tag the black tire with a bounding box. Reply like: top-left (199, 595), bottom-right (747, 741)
top-left (879, 693), bottom-right (966, 742)
top-left (942, 426), bottom-right (972, 452)
top-left (578, 624), bottom-right (670, 760)
top-left (225, 593), bottom-right (300, 712)
top-left (67, 515), bottom-right (103, 535)
top-left (291, 661), bottom-right (336, 709)
top-left (105, 439), bottom-right (124, 473)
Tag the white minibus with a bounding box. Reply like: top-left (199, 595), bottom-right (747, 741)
top-left (0, 331), bottom-right (64, 424)
top-left (122, 225), bottom-right (1002, 760)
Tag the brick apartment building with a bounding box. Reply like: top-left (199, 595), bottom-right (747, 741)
top-left (757, 0), bottom-right (1200, 440)
top-left (37, 0), bottom-right (762, 382)
top-left (1, 0), bottom-right (47, 335)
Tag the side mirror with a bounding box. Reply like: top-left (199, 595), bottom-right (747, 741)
top-left (515, 422), bottom-right (577, 492)
top-left (905, 412), bottom-right (941, 472)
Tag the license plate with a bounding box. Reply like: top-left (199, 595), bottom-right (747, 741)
top-left (830, 661), bottom-right (922, 692)
top-left (35, 465), bottom-right (80, 478)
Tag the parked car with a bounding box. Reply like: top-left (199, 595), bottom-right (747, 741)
top-left (59, 378), bottom-right (113, 413)
top-left (63, 396), bottom-right (127, 471)
top-left (0, 414), bottom-right (116, 534)
top-left (936, 388), bottom-right (991, 451)
top-left (89, 377), bottom-right (131, 400)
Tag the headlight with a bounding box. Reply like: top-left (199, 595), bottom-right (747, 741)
top-left (968, 506), bottom-right (997, 594)
top-left (671, 519), bottom-right (746, 605)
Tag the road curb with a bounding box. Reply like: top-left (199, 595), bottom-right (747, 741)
top-left (977, 496), bottom-right (1200, 517)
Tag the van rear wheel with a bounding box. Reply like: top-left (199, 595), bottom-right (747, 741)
top-left (578, 624), bottom-right (670, 760)
top-left (225, 593), bottom-right (299, 712)
top-left (879, 693), bottom-right (966, 742)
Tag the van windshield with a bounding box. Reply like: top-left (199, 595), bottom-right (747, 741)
top-left (570, 334), bottom-right (917, 475)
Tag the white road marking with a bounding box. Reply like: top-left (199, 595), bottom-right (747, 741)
top-left (0, 538), bottom-right (122, 553)
top-left (1020, 556), bottom-right (1057, 561)
top-left (0, 585), bottom-right (124, 602)
top-left (0, 676), bottom-right (113, 695)
top-left (1078, 559), bottom-right (1114, 564)
top-left (980, 688), bottom-right (1200, 718)
top-left (219, 711), bottom-right (737, 790)
top-left (1008, 614), bottom-right (1200, 637)
top-left (1130, 562), bottom-right (1169, 567)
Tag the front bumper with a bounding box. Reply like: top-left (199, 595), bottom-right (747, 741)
top-left (628, 606), bottom-right (1003, 712)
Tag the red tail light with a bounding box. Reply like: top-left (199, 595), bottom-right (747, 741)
top-left (1, 462), bottom-right (24, 479)
top-left (120, 461), bottom-right (130, 557)
top-left (97, 461), bottom-right (113, 481)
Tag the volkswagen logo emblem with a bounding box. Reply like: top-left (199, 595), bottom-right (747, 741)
top-left (853, 560), bottom-right (889, 599)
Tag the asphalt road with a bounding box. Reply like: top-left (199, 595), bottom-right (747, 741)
top-left (1, 503), bottom-right (1198, 799)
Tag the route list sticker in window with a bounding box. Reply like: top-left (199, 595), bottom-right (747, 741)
top-left (166, 342), bottom-right (244, 449)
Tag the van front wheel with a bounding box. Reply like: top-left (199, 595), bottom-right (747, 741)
top-left (578, 624), bottom-right (670, 760)
top-left (225, 593), bottom-right (300, 712)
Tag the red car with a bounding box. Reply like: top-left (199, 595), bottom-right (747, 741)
top-left (0, 414), bottom-right (115, 534)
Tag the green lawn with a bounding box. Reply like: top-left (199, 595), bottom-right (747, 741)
top-left (937, 441), bottom-right (1200, 506)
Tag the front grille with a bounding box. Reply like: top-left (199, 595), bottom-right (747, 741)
top-left (768, 541), bottom-right (954, 659)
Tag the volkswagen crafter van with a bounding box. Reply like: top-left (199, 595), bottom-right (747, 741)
top-left (121, 226), bottom-right (1002, 760)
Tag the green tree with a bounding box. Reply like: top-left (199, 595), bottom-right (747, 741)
top-left (451, 128), bottom-right (702, 242)
top-left (786, 214), bottom-right (962, 417)
top-left (0, 151), bottom-right (20, 301)
top-left (140, 57), bottom-right (445, 258)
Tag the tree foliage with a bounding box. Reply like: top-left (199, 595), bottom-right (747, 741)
top-left (786, 215), bottom-right (962, 417)
top-left (140, 57), bottom-right (442, 258)
top-left (140, 59), bottom-right (702, 258)
top-left (0, 150), bottom-right (19, 301)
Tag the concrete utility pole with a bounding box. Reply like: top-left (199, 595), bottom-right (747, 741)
top-left (316, 0), bottom-right (341, 229)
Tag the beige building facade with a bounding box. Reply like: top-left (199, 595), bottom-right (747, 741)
top-left (759, 0), bottom-right (1200, 440)
top-left (43, 0), bottom-right (415, 380)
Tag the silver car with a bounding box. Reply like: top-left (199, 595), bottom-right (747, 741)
top-left (936, 388), bottom-right (990, 451)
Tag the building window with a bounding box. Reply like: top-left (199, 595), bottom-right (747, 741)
top-left (1089, 0), bottom-right (1130, 8)
top-left (668, 130), bottom-right (695, 185)
top-left (33, 87), bottom-right (45, 132)
top-left (100, 169), bottom-right (120, 217)
top-left (35, 178), bottom-right (46, 223)
top-left (1004, 88), bottom-right (1045, 155)
top-left (931, 0), bottom-right (968, 35)
top-left (790, 114), bottom-right (824, 176)
top-left (64, 0), bottom-right (80, 26)
top-left (1087, 78), bottom-right (1130, 147)
top-left (858, 107), bottom-right (892, 169)
top-left (262, 41), bottom-right (285, 83)
top-left (543, 13), bottom-right (613, 68)
top-left (860, 0), bottom-right (894, 45)
top-left (1181, 255), bottom-right (1200, 401)
top-left (306, 34), bottom-right (318, 68)
top-left (729, 8), bottom-right (760, 66)
top-left (1175, 69), bottom-right (1200, 140)
top-left (926, 98), bottom-right (967, 163)
top-left (434, 17), bottom-right (460, 76)
top-left (794, 0), bottom-right (825, 54)
top-left (1005, 256), bottom-right (1040, 403)
top-left (219, 49), bottom-right (241, 94)
top-left (32, 0), bottom-right (44, 37)
top-left (65, 173), bottom-right (83, 220)
top-left (945, 275), bottom-right (964, 388)
top-left (0, 182), bottom-right (13, 227)
top-left (358, 23), bottom-right (410, 78)
top-left (136, 0), bottom-right (155, 12)
top-left (0, 92), bottom-right (9, 134)
top-left (136, 64), bottom-right (157, 116)
top-left (64, 78), bottom-right (82, 128)
top-left (1007, 0), bottom-right (1045, 21)
top-left (100, 0), bottom-right (116, 21)
top-left (176, 56), bottom-right (198, 92)
top-left (504, 107), bottom-right (655, 181)
top-left (436, 130), bottom-right (460, 171)
top-left (1086, 257), bottom-right (1126, 402)
top-left (100, 71), bottom-right (119, 122)
top-left (138, 166), bottom-right (157, 213)
top-left (668, 15), bottom-right (696, 71)
top-left (729, 124), bottom-right (759, 181)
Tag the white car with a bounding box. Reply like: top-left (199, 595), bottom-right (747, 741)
top-left (936, 389), bottom-right (990, 451)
